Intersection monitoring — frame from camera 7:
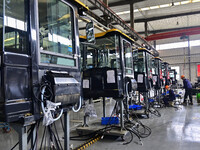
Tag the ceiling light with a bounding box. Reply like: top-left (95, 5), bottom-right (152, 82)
top-left (174, 2), bottom-right (181, 6)
top-left (140, 7), bottom-right (150, 11)
top-left (134, 9), bottom-right (139, 12)
top-left (160, 4), bottom-right (170, 8)
top-left (150, 6), bottom-right (159, 9)
top-left (115, 0), bottom-right (200, 15)
top-left (116, 11), bottom-right (130, 15)
top-left (181, 0), bottom-right (190, 4)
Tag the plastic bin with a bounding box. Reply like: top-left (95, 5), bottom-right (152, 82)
top-left (197, 93), bottom-right (200, 103)
top-left (101, 117), bottom-right (119, 125)
top-left (129, 105), bottom-right (143, 110)
top-left (148, 99), bottom-right (155, 103)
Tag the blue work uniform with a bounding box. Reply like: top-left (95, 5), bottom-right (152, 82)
top-left (163, 89), bottom-right (175, 106)
top-left (183, 79), bottom-right (193, 104)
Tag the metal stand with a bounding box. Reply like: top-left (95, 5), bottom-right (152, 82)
top-left (76, 98), bottom-right (128, 138)
top-left (119, 100), bottom-right (124, 130)
top-left (82, 99), bottom-right (93, 127)
top-left (126, 96), bottom-right (130, 120)
top-left (144, 92), bottom-right (149, 117)
top-left (64, 111), bottom-right (70, 150)
top-left (11, 124), bottom-right (27, 150)
top-left (138, 93), bottom-right (141, 103)
top-left (103, 97), bottom-right (106, 117)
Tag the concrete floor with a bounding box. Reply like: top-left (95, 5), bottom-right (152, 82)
top-left (71, 101), bottom-right (200, 150)
top-left (0, 99), bottom-right (200, 150)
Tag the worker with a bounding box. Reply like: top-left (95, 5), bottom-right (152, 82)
top-left (163, 85), bottom-right (175, 107)
top-left (181, 75), bottom-right (193, 105)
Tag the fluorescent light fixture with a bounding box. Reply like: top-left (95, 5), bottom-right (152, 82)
top-left (150, 6), bottom-right (159, 9)
top-left (181, 0), bottom-right (190, 4)
top-left (140, 7), bottom-right (150, 11)
top-left (160, 4), bottom-right (170, 8)
top-left (116, 10), bottom-right (130, 15)
top-left (157, 40), bottom-right (200, 50)
top-left (174, 2), bottom-right (181, 6)
top-left (134, 9), bottom-right (139, 12)
top-left (115, 0), bottom-right (200, 15)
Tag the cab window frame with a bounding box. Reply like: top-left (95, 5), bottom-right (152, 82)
top-left (38, 0), bottom-right (78, 69)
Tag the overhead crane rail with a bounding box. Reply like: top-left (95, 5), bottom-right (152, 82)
top-left (86, 0), bottom-right (159, 56)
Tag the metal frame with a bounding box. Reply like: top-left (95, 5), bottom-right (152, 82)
top-left (38, 0), bottom-right (79, 70)
top-left (86, 0), bottom-right (159, 56)
top-left (89, 0), bottom-right (145, 10)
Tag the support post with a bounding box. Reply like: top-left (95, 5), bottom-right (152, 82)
top-left (11, 124), bottom-right (27, 150)
top-left (138, 92), bottom-right (141, 103)
top-left (130, 2), bottom-right (134, 29)
top-left (64, 111), bottom-right (70, 150)
top-left (145, 21), bottom-right (148, 37)
top-left (153, 40), bottom-right (156, 49)
top-left (103, 0), bottom-right (109, 26)
top-left (126, 96), bottom-right (129, 120)
top-left (144, 92), bottom-right (149, 117)
top-left (119, 100), bottom-right (124, 130)
top-left (103, 97), bottom-right (106, 117)
top-left (188, 36), bottom-right (191, 81)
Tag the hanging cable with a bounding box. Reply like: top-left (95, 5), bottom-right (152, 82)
top-left (41, 86), bottom-right (63, 124)
top-left (72, 96), bottom-right (82, 112)
top-left (126, 82), bottom-right (132, 99)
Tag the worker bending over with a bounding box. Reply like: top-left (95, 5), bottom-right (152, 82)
top-left (163, 85), bottom-right (175, 107)
top-left (181, 75), bottom-right (193, 105)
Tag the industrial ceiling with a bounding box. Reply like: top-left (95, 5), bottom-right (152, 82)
top-left (78, 0), bottom-right (200, 47)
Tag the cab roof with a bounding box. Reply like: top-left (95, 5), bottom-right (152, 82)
top-left (138, 48), bottom-right (154, 56)
top-left (80, 28), bottom-right (135, 43)
top-left (154, 57), bottom-right (163, 61)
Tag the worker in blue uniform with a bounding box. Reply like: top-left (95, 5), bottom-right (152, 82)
top-left (163, 85), bottom-right (175, 107)
top-left (181, 75), bottom-right (193, 105)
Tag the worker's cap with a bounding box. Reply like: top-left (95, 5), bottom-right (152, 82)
top-left (181, 75), bottom-right (185, 79)
top-left (165, 85), bottom-right (169, 89)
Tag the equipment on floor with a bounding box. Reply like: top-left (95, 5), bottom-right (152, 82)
top-left (0, 0), bottom-right (89, 150)
top-left (162, 62), bottom-right (171, 87)
top-left (169, 69), bottom-right (177, 86)
top-left (132, 48), bottom-right (155, 117)
top-left (79, 29), bottom-right (137, 136)
top-left (152, 57), bottom-right (163, 106)
top-left (81, 29), bottom-right (136, 100)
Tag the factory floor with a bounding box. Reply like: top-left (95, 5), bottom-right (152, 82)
top-left (71, 99), bottom-right (200, 150)
top-left (0, 98), bottom-right (200, 150)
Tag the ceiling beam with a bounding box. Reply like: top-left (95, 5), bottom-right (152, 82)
top-left (86, 10), bottom-right (106, 25)
top-left (145, 27), bottom-right (200, 41)
top-left (89, 0), bottom-right (146, 10)
top-left (111, 10), bottom-right (200, 25)
top-left (137, 26), bottom-right (200, 34)
top-left (86, 0), bottom-right (158, 55)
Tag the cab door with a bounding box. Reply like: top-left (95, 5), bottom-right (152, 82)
top-left (1, 0), bottom-right (31, 122)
